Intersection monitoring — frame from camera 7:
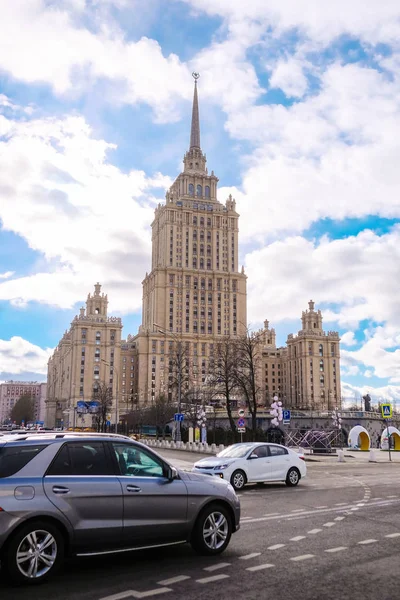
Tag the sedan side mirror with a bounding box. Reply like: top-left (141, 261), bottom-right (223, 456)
top-left (248, 453), bottom-right (259, 460)
top-left (167, 466), bottom-right (179, 481)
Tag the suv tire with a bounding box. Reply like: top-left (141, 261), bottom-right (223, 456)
top-left (3, 520), bottom-right (64, 585)
top-left (190, 503), bottom-right (232, 556)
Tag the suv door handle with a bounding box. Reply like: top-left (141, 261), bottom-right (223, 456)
top-left (126, 485), bottom-right (142, 493)
top-left (52, 486), bottom-right (70, 494)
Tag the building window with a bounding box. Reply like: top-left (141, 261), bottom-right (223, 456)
top-left (331, 343), bottom-right (335, 356)
top-left (319, 344), bottom-right (323, 356)
top-left (96, 331), bottom-right (101, 345)
top-left (196, 184), bottom-right (202, 197)
top-left (189, 183), bottom-right (194, 196)
top-left (319, 359), bottom-right (324, 372)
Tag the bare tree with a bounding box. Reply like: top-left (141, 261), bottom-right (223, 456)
top-left (146, 393), bottom-right (175, 438)
top-left (233, 329), bottom-right (263, 438)
top-left (207, 337), bottom-right (239, 433)
top-left (10, 394), bottom-right (35, 425)
top-left (92, 381), bottom-right (113, 432)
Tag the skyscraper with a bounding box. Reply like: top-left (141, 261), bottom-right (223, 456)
top-left (134, 74), bottom-right (247, 403)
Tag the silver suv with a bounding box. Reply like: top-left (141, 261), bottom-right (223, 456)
top-left (0, 433), bottom-right (240, 585)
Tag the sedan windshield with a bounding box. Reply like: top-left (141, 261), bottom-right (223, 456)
top-left (217, 443), bottom-right (255, 459)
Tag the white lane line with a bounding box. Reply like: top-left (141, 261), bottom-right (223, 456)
top-left (290, 536), bottom-right (306, 541)
top-left (308, 529), bottom-right (322, 534)
top-left (358, 539), bottom-right (378, 545)
top-left (196, 574), bottom-right (230, 584)
top-left (267, 544), bottom-right (286, 550)
top-left (350, 508), bottom-right (359, 511)
top-left (204, 562), bottom-right (231, 572)
top-left (374, 497), bottom-right (382, 500)
top-left (315, 505), bottom-right (328, 509)
top-left (357, 503), bottom-right (365, 507)
top-left (100, 589), bottom-right (173, 600)
top-left (387, 495), bottom-right (398, 498)
top-left (157, 576), bottom-right (190, 585)
top-left (239, 553), bottom-right (261, 560)
top-left (325, 547), bottom-right (348, 553)
top-left (290, 554), bottom-right (315, 562)
top-left (335, 502), bottom-right (347, 506)
top-left (334, 516), bottom-right (345, 521)
top-left (263, 513), bottom-right (280, 517)
top-left (246, 563), bottom-right (275, 572)
top-left (323, 522), bottom-right (336, 527)
top-left (385, 533), bottom-right (400, 538)
top-left (291, 509), bottom-right (306, 513)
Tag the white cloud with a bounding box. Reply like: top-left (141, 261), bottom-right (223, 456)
top-left (341, 332), bottom-right (357, 347)
top-left (0, 336), bottom-right (52, 376)
top-left (269, 58), bottom-right (309, 98)
top-left (0, 271), bottom-right (14, 280)
top-left (0, 105), bottom-right (173, 312)
top-left (342, 380), bottom-right (400, 406)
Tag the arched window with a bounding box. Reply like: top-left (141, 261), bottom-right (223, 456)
top-left (193, 244), bottom-right (197, 254)
top-left (200, 244), bottom-right (204, 256)
top-left (200, 217), bottom-right (204, 226)
top-left (319, 359), bottom-right (324, 372)
top-left (200, 258), bottom-right (204, 269)
top-left (205, 186), bottom-right (210, 198)
top-left (320, 375), bottom-right (325, 385)
top-left (207, 217), bottom-right (211, 226)
top-left (308, 342), bottom-right (313, 355)
top-left (193, 258), bottom-right (197, 268)
top-left (319, 344), bottom-right (323, 356)
top-left (196, 185), bottom-right (202, 197)
top-left (193, 230), bottom-right (197, 240)
top-left (193, 216), bottom-right (197, 225)
top-left (95, 331), bottom-right (101, 345)
top-left (189, 184), bottom-right (194, 196)
top-left (207, 259), bottom-right (211, 270)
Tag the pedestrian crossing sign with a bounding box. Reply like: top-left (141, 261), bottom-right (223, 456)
top-left (381, 404), bottom-right (392, 419)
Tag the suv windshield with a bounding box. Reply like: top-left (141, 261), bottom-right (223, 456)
top-left (0, 445), bottom-right (47, 478)
top-left (217, 444), bottom-right (255, 459)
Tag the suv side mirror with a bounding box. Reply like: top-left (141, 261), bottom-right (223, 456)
top-left (167, 466), bottom-right (178, 481)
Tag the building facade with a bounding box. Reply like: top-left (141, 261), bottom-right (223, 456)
top-left (133, 76), bottom-right (247, 403)
top-left (46, 283), bottom-right (136, 428)
top-left (260, 300), bottom-right (341, 410)
top-left (0, 381), bottom-right (47, 424)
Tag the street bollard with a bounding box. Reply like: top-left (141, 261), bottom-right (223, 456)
top-left (337, 449), bottom-right (345, 462)
top-left (369, 449), bottom-right (377, 462)
top-left (211, 443), bottom-right (217, 454)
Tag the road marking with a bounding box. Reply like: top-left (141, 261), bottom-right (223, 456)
top-left (239, 553), bottom-right (261, 560)
top-left (100, 589), bottom-right (172, 600)
top-left (246, 563), bottom-right (275, 572)
top-left (335, 502), bottom-right (347, 506)
top-left (290, 536), bottom-right (306, 541)
top-left (323, 522), bottom-right (336, 527)
top-left (157, 576), bottom-right (190, 585)
top-left (315, 505), bottom-right (328, 509)
top-left (267, 544), bottom-right (286, 550)
top-left (325, 547), bottom-right (347, 553)
top-left (204, 562), bottom-right (231, 572)
top-left (291, 508), bottom-right (306, 513)
top-left (374, 497), bottom-right (382, 500)
top-left (357, 503), bottom-right (365, 507)
top-left (358, 539), bottom-right (378, 545)
top-left (196, 574), bottom-right (230, 584)
top-left (308, 529), bottom-right (322, 534)
top-left (334, 516), bottom-right (345, 521)
top-left (290, 554), bottom-right (315, 562)
top-left (350, 508), bottom-right (359, 511)
top-left (387, 495), bottom-right (398, 498)
top-left (385, 533), bottom-right (400, 538)
top-left (263, 512), bottom-right (280, 517)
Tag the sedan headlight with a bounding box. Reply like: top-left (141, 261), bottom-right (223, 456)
top-left (214, 464), bottom-right (229, 470)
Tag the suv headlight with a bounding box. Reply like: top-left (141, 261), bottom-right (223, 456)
top-left (214, 464), bottom-right (229, 470)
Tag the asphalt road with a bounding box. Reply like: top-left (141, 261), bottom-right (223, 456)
top-left (1, 450), bottom-right (400, 600)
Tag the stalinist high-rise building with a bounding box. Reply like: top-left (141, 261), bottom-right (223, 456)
top-left (134, 74), bottom-right (247, 403)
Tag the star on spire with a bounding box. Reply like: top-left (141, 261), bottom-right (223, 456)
top-left (190, 72), bottom-right (201, 150)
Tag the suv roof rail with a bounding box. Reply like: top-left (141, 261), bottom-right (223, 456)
top-left (3, 432), bottom-right (133, 442)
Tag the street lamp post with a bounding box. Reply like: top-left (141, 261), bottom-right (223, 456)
top-left (101, 359), bottom-right (119, 432)
top-left (154, 323), bottom-right (183, 443)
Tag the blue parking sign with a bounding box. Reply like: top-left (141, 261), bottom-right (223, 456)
top-left (283, 410), bottom-right (291, 424)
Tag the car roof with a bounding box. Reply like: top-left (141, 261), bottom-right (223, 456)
top-left (0, 432), bottom-right (135, 445)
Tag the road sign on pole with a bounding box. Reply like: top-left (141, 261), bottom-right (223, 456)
top-left (282, 410), bottom-right (291, 425)
top-left (237, 427), bottom-right (246, 433)
top-left (238, 408), bottom-right (246, 418)
top-left (174, 413), bottom-right (184, 422)
top-left (381, 404), bottom-right (392, 419)
top-left (237, 418), bottom-right (246, 428)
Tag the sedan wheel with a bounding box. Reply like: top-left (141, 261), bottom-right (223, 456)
top-left (286, 467), bottom-right (300, 486)
top-left (191, 503), bottom-right (232, 555)
top-left (230, 469), bottom-right (247, 491)
top-left (4, 521), bottom-right (64, 585)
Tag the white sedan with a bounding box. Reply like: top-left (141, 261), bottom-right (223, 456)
top-left (192, 442), bottom-right (307, 490)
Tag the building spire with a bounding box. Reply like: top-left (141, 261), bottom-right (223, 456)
top-left (190, 72), bottom-right (201, 149)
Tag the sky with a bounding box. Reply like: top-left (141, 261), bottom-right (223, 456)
top-left (0, 0), bottom-right (400, 407)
